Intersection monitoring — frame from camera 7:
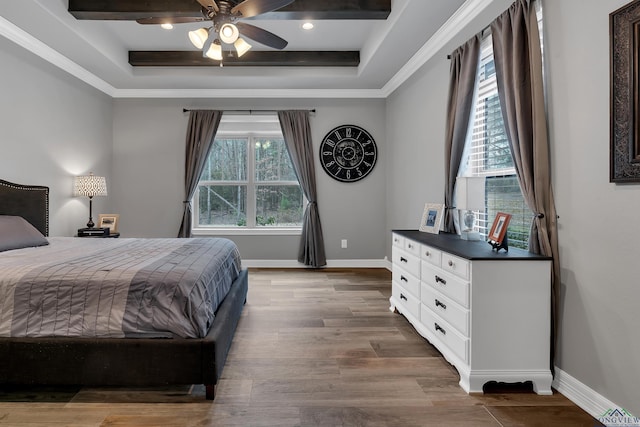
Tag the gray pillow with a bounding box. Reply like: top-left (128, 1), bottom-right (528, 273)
top-left (0, 215), bottom-right (49, 252)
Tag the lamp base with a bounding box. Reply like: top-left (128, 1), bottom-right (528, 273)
top-left (461, 230), bottom-right (481, 241)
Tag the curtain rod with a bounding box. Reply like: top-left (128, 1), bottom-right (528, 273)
top-left (182, 108), bottom-right (316, 114)
top-left (447, 25), bottom-right (491, 59)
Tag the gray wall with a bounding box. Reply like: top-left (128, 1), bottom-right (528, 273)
top-left (544, 0), bottom-right (640, 414)
top-left (0, 35), bottom-right (112, 237)
top-left (385, 0), bottom-right (640, 416)
top-left (3, 0), bottom-right (638, 415)
top-left (112, 98), bottom-right (387, 261)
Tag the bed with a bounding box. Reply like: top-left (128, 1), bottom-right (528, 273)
top-left (0, 179), bottom-right (248, 400)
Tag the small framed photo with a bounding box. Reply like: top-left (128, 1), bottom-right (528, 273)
top-left (419, 203), bottom-right (444, 234)
top-left (98, 214), bottom-right (119, 233)
top-left (488, 212), bottom-right (512, 245)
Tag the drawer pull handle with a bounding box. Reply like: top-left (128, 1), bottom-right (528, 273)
top-left (408, 243), bottom-right (413, 249)
top-left (435, 323), bottom-right (446, 335)
top-left (400, 293), bottom-right (408, 301)
top-left (400, 257), bottom-right (408, 263)
top-left (401, 275), bottom-right (408, 283)
top-left (435, 275), bottom-right (447, 285)
top-left (425, 251), bottom-right (430, 257)
top-left (435, 299), bottom-right (447, 310)
top-left (448, 260), bottom-right (454, 267)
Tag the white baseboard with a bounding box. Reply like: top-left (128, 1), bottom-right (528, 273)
top-left (553, 366), bottom-right (628, 421)
top-left (242, 258), bottom-right (392, 269)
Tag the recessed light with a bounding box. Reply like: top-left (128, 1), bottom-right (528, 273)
top-left (302, 22), bottom-right (314, 30)
top-left (161, 23), bottom-right (174, 30)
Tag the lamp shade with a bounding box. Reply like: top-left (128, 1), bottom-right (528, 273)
top-left (456, 176), bottom-right (485, 211)
top-left (73, 173), bottom-right (107, 198)
top-left (189, 27), bottom-right (210, 49)
top-left (234, 37), bottom-right (252, 57)
top-left (205, 42), bottom-right (223, 60)
top-left (219, 23), bottom-right (239, 44)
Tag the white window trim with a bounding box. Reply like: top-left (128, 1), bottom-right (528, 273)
top-left (191, 117), bottom-right (305, 236)
top-left (192, 227), bottom-right (302, 236)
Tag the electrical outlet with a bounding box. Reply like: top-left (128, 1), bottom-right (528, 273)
top-left (341, 239), bottom-right (348, 249)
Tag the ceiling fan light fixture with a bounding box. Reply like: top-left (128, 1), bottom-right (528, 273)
top-left (219, 23), bottom-right (239, 44)
top-left (188, 27), bottom-right (210, 49)
top-left (204, 42), bottom-right (223, 61)
top-left (234, 37), bottom-right (252, 57)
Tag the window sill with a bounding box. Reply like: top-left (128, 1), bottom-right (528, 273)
top-left (192, 227), bottom-right (302, 236)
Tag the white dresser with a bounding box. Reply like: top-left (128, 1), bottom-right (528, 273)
top-left (390, 230), bottom-right (553, 395)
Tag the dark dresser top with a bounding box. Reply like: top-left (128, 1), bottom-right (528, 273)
top-left (392, 230), bottom-right (552, 261)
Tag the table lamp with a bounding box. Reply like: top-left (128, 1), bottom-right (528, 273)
top-left (456, 176), bottom-right (485, 241)
top-left (73, 172), bottom-right (107, 229)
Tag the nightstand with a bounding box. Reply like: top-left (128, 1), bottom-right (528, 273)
top-left (76, 228), bottom-right (120, 238)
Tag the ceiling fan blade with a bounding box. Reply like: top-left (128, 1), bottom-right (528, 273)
top-left (231, 0), bottom-right (294, 18)
top-left (236, 22), bottom-right (288, 49)
top-left (136, 17), bottom-right (206, 25)
top-left (196, 0), bottom-right (219, 12)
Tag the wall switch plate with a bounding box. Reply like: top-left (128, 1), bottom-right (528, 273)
top-left (341, 239), bottom-right (348, 249)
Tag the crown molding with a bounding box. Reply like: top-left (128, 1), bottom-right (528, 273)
top-left (111, 88), bottom-right (386, 99)
top-left (0, 16), bottom-right (116, 96)
top-left (1, 0), bottom-right (493, 99)
top-left (382, 0), bottom-right (496, 97)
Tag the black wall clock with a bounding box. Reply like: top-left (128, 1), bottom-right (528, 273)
top-left (319, 124), bottom-right (377, 182)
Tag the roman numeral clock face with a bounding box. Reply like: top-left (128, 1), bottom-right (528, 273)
top-left (319, 125), bottom-right (377, 182)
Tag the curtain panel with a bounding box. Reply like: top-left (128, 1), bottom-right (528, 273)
top-left (443, 35), bottom-right (482, 233)
top-left (491, 0), bottom-right (560, 367)
top-left (278, 110), bottom-right (327, 268)
top-left (178, 110), bottom-right (223, 238)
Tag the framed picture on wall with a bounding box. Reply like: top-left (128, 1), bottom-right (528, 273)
top-left (488, 212), bottom-right (511, 245)
top-left (419, 203), bottom-right (444, 234)
top-left (98, 214), bottom-right (119, 233)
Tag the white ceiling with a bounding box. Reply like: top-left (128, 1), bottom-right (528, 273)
top-left (0, 0), bottom-right (498, 98)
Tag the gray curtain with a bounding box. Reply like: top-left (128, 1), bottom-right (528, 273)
top-left (178, 110), bottom-right (223, 237)
top-left (278, 110), bottom-right (327, 267)
top-left (443, 35), bottom-right (482, 233)
top-left (491, 0), bottom-right (560, 366)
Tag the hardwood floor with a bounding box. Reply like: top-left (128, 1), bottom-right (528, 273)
top-left (0, 268), bottom-right (602, 426)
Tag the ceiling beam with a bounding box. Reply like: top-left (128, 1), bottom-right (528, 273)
top-left (129, 50), bottom-right (360, 67)
top-left (68, 0), bottom-right (391, 21)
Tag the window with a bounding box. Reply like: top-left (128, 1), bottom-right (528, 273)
top-left (461, 35), bottom-right (532, 249)
top-left (193, 115), bottom-right (305, 234)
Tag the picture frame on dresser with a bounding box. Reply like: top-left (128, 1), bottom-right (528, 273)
top-left (488, 212), bottom-right (511, 245)
top-left (419, 203), bottom-right (444, 234)
top-left (98, 214), bottom-right (119, 233)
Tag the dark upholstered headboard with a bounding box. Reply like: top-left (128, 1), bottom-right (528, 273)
top-left (0, 179), bottom-right (49, 236)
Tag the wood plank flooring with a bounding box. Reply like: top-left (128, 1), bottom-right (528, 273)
top-left (0, 268), bottom-right (602, 426)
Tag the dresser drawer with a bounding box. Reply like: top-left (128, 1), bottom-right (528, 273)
top-left (392, 268), bottom-right (420, 299)
top-left (393, 247), bottom-right (420, 279)
top-left (421, 262), bottom-right (470, 308)
top-left (392, 282), bottom-right (420, 320)
top-left (420, 244), bottom-right (442, 267)
top-left (421, 284), bottom-right (469, 337)
top-left (441, 252), bottom-right (470, 280)
top-left (421, 305), bottom-right (469, 364)
top-left (404, 239), bottom-right (421, 257)
top-left (392, 233), bottom-right (404, 249)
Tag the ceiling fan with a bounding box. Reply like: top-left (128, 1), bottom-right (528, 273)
top-left (137, 0), bottom-right (295, 62)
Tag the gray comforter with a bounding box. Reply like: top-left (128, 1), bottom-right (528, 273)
top-left (0, 237), bottom-right (241, 339)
